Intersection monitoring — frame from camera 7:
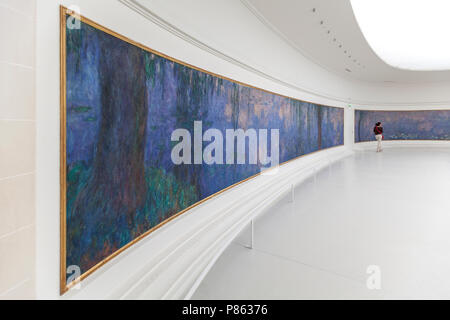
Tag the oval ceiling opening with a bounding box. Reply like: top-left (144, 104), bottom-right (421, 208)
top-left (351, 0), bottom-right (450, 71)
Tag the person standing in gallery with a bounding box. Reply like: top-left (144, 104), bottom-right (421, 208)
top-left (374, 122), bottom-right (384, 152)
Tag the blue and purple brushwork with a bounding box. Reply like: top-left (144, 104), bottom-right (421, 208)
top-left (355, 110), bottom-right (450, 142)
top-left (65, 17), bottom-right (344, 278)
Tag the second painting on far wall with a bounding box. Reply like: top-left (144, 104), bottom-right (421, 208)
top-left (355, 109), bottom-right (450, 142)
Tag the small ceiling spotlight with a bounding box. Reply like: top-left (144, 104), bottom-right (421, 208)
top-left (345, 68), bottom-right (352, 73)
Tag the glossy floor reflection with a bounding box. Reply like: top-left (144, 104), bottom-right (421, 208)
top-left (192, 148), bottom-right (450, 299)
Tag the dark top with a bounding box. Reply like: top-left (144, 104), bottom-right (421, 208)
top-left (374, 126), bottom-right (383, 135)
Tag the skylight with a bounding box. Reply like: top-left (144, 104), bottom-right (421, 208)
top-left (351, 0), bottom-right (450, 71)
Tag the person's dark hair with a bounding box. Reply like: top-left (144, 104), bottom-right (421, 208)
top-left (376, 122), bottom-right (381, 126)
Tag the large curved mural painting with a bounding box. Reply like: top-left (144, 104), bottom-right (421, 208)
top-left (60, 8), bottom-right (344, 292)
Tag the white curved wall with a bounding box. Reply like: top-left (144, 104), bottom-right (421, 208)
top-left (35, 0), bottom-right (449, 299)
top-left (129, 0), bottom-right (450, 108)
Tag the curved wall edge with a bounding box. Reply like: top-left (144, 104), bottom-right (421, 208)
top-left (122, 0), bottom-right (450, 108)
top-left (119, 0), bottom-right (350, 105)
top-left (61, 147), bottom-right (352, 300)
top-left (239, 0), bottom-right (359, 86)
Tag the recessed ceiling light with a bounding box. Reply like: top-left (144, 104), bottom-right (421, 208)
top-left (351, 0), bottom-right (450, 70)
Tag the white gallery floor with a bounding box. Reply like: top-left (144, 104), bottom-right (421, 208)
top-left (192, 147), bottom-right (450, 299)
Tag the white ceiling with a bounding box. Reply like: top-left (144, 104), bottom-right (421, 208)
top-left (245, 0), bottom-right (450, 84)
